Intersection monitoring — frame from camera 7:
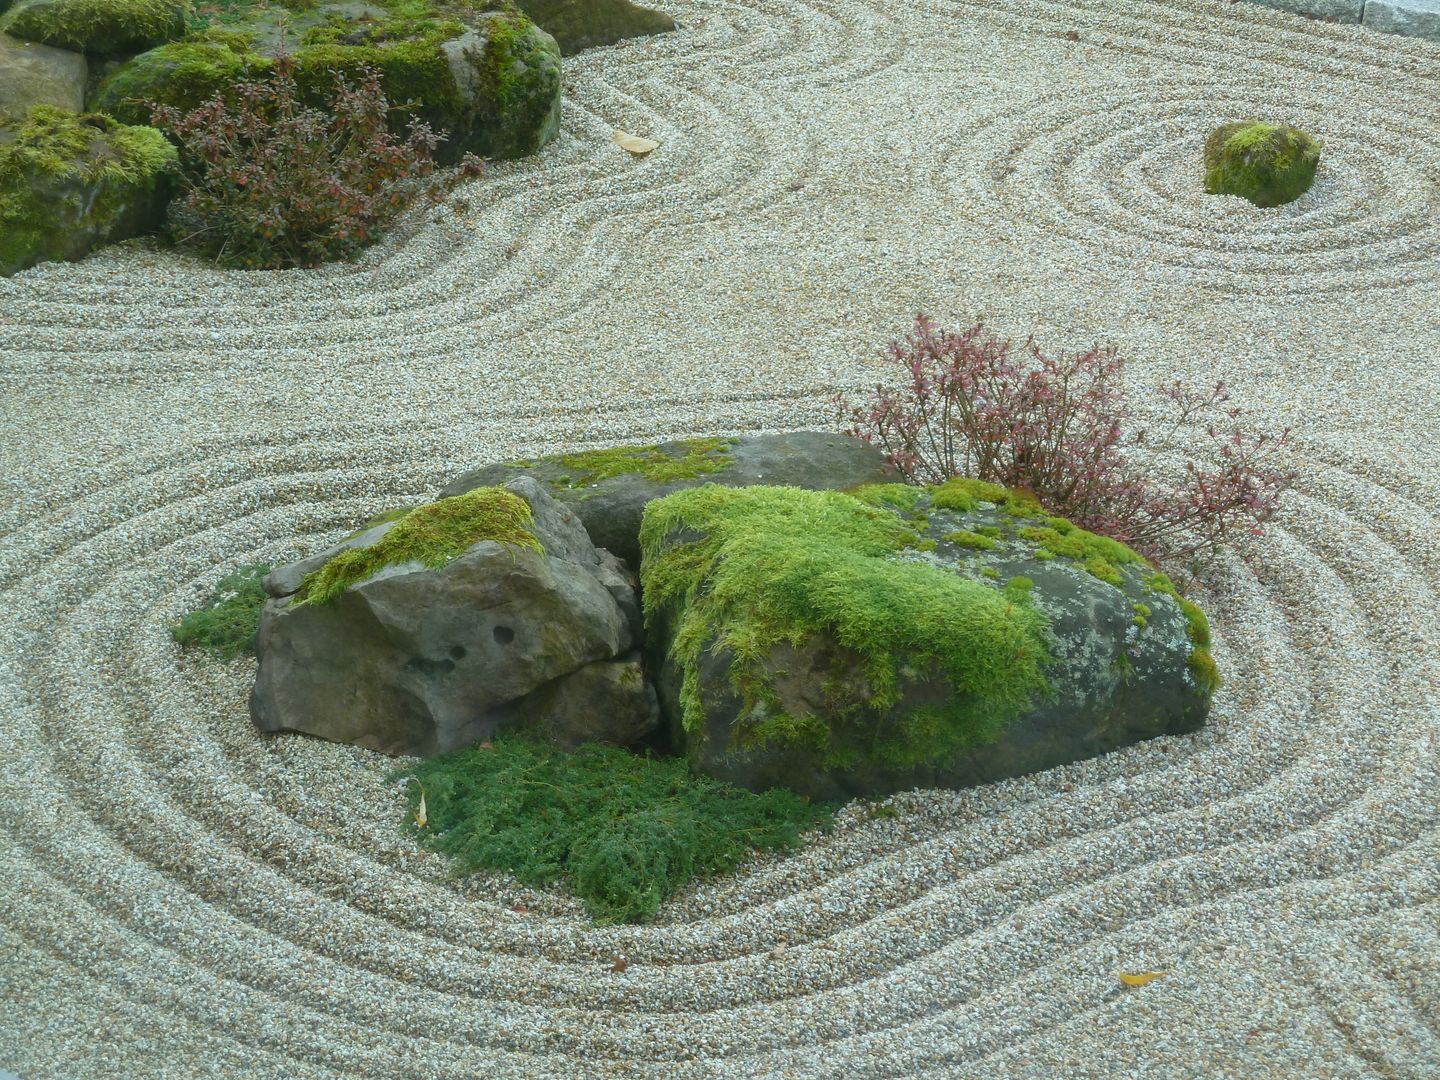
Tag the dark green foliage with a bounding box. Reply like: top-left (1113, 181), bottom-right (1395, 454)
top-left (390, 738), bottom-right (832, 923)
top-left (171, 561), bottom-right (270, 659)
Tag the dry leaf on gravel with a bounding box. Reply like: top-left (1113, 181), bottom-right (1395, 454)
top-left (614, 130), bottom-right (659, 156)
top-left (1119, 971), bottom-right (1168, 987)
top-left (611, 956), bottom-right (628, 973)
top-left (413, 782), bottom-right (428, 828)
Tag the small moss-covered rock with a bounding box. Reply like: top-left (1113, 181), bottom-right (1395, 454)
top-left (90, 31), bottom-right (271, 125)
top-left (1204, 120), bottom-right (1321, 208)
top-left (0, 0), bottom-right (186, 54)
top-left (513, 0), bottom-right (674, 55)
top-left (0, 104), bottom-right (176, 276)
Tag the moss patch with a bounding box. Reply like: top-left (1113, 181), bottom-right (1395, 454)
top-left (389, 736), bottom-right (832, 923)
top-left (171, 562), bottom-right (270, 659)
top-left (551, 438), bottom-right (733, 489)
top-left (0, 0), bottom-right (186, 54)
top-left (640, 485), bottom-right (1053, 770)
top-left (1017, 520), bottom-right (1143, 587)
top-left (1204, 120), bottom-right (1320, 209)
top-left (946, 529), bottom-right (997, 551)
top-left (91, 31), bottom-right (273, 126)
top-left (297, 486), bottom-right (540, 604)
top-left (930, 476), bottom-right (1042, 517)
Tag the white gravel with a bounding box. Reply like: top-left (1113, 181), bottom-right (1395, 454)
top-left (1, 0), bottom-right (1438, 1076)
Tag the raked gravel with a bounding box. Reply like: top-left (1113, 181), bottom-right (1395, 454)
top-left (1, 0), bottom-right (1438, 1076)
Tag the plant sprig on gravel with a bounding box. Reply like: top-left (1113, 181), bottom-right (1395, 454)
top-left (171, 562), bottom-right (270, 659)
top-left (838, 315), bottom-right (1294, 565)
top-left (390, 737), bottom-right (833, 923)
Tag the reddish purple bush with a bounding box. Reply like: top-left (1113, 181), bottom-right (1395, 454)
top-left (838, 315), bottom-right (1293, 565)
top-left (151, 54), bottom-right (480, 270)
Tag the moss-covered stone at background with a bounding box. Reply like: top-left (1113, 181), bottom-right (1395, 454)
top-left (1204, 120), bottom-right (1321, 208)
top-left (548, 438), bottom-right (734, 490)
top-left (0, 0), bottom-right (187, 54)
top-left (0, 104), bottom-right (176, 275)
top-left (90, 30), bottom-right (272, 125)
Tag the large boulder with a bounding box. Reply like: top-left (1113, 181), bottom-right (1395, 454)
top-left (514, 0), bottom-right (674, 55)
top-left (0, 0), bottom-right (186, 54)
top-left (92, 3), bottom-right (563, 163)
top-left (0, 105), bottom-right (176, 276)
top-left (0, 33), bottom-right (86, 118)
top-left (640, 479), bottom-right (1214, 800)
top-left (439, 431), bottom-right (892, 569)
top-left (250, 477), bottom-right (658, 757)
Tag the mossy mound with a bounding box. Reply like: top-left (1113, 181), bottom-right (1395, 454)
top-left (296, 486), bottom-right (541, 604)
top-left (0, 0), bottom-right (186, 54)
top-left (91, 0), bottom-right (562, 162)
top-left (390, 736), bottom-right (831, 923)
top-left (1203, 120), bottom-right (1321, 208)
top-left (90, 31), bottom-right (271, 125)
top-left (0, 104), bottom-right (176, 275)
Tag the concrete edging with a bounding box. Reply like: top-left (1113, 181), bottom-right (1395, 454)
top-left (1245, 0), bottom-right (1440, 41)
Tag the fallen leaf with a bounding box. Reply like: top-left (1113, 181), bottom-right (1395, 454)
top-left (414, 782), bottom-right (428, 829)
top-left (509, 902), bottom-right (531, 915)
top-left (1064, 29), bottom-right (1080, 41)
top-left (614, 129), bottom-right (659, 156)
top-left (1119, 971), bottom-right (1168, 987)
top-left (768, 942), bottom-right (787, 960)
top-left (611, 956), bottom-right (628, 973)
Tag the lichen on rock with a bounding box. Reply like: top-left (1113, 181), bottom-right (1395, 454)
top-left (1203, 120), bottom-right (1321, 208)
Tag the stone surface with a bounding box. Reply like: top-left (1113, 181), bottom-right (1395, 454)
top-left (0, 106), bottom-right (175, 277)
top-left (514, 0), bottom-right (675, 55)
top-left (0, 33), bottom-right (85, 118)
top-left (0, 0), bottom-right (186, 54)
top-left (643, 484), bottom-right (1212, 800)
top-left (440, 431), bottom-right (892, 569)
top-left (1363, 0), bottom-right (1440, 39)
top-left (251, 477), bottom-right (651, 756)
top-left (509, 652), bottom-right (660, 749)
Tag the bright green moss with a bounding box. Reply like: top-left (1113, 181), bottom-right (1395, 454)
top-left (92, 32), bottom-right (273, 126)
top-left (981, 566), bottom-right (1000, 579)
top-left (390, 736), bottom-right (832, 923)
top-left (1178, 597), bottom-right (1210, 648)
top-left (1005, 575), bottom-right (1034, 594)
top-left (297, 487), bottom-right (541, 604)
top-left (1145, 572), bottom-right (1218, 694)
top-left (850, 484), bottom-right (924, 513)
top-left (1204, 121), bottom-right (1320, 209)
top-left (640, 485), bottom-right (1053, 770)
top-left (170, 561), bottom-right (270, 659)
top-left (1018, 522), bottom-right (1142, 587)
top-left (1189, 648), bottom-right (1221, 695)
top-left (294, 19), bottom-right (466, 114)
top-left (553, 438), bottom-right (733, 489)
top-left (975, 525), bottom-right (1002, 539)
top-left (931, 476), bottom-right (1042, 516)
top-left (946, 529), bottom-right (997, 551)
top-left (1132, 602), bottom-right (1151, 629)
top-left (0, 0), bottom-right (186, 54)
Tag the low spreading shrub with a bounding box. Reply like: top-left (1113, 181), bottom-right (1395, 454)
top-left (838, 315), bottom-right (1293, 565)
top-left (390, 737), bottom-right (833, 923)
top-left (150, 52), bottom-right (480, 269)
top-left (171, 562), bottom-right (270, 659)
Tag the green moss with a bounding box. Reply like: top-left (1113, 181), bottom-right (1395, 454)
top-left (640, 485), bottom-right (1053, 770)
top-left (981, 566), bottom-right (1000, 579)
top-left (1189, 648), bottom-right (1221, 695)
top-left (0, 0), bottom-right (186, 54)
top-left (1178, 597), bottom-right (1210, 648)
top-left (297, 487), bottom-right (540, 604)
top-left (171, 562), bottom-right (270, 659)
top-left (552, 438), bottom-right (733, 489)
top-left (975, 525), bottom-right (1002, 539)
top-left (946, 529), bottom-right (997, 551)
top-left (0, 106), bottom-right (177, 271)
top-left (1018, 522), bottom-right (1142, 587)
top-left (1131, 602), bottom-right (1151, 630)
top-left (294, 18), bottom-right (466, 115)
top-left (1204, 121), bottom-right (1320, 209)
top-left (1005, 575), bottom-right (1034, 594)
top-left (850, 484), bottom-right (923, 513)
top-left (92, 33), bottom-right (273, 126)
top-left (388, 736), bottom-right (832, 923)
top-left (930, 476), bottom-right (1042, 517)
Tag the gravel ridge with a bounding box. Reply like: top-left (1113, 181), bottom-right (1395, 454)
top-left (1, 0), bottom-right (1438, 1076)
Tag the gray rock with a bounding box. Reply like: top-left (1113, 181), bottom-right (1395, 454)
top-left (0, 33), bottom-right (85, 119)
top-left (250, 477), bottom-right (652, 756)
top-left (1363, 0), bottom-right (1440, 39)
top-left (642, 484), bottom-right (1212, 800)
top-left (514, 0), bottom-right (675, 55)
top-left (440, 431), bottom-right (892, 569)
top-left (263, 521), bottom-right (397, 599)
top-left (505, 652), bottom-right (660, 749)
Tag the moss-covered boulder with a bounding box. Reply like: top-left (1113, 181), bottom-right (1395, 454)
top-left (251, 478), bottom-right (657, 757)
top-left (0, 0), bottom-right (187, 54)
top-left (439, 431), bottom-right (892, 568)
top-left (0, 32), bottom-right (86, 119)
top-left (91, 2), bottom-right (562, 162)
top-left (0, 104), bottom-right (176, 276)
top-left (641, 479), bottom-right (1213, 799)
top-left (1203, 120), bottom-right (1321, 208)
top-left (513, 0), bottom-right (673, 55)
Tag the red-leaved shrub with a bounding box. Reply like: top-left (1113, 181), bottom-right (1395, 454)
top-left (838, 315), bottom-right (1294, 565)
top-left (151, 54), bottom-right (479, 269)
